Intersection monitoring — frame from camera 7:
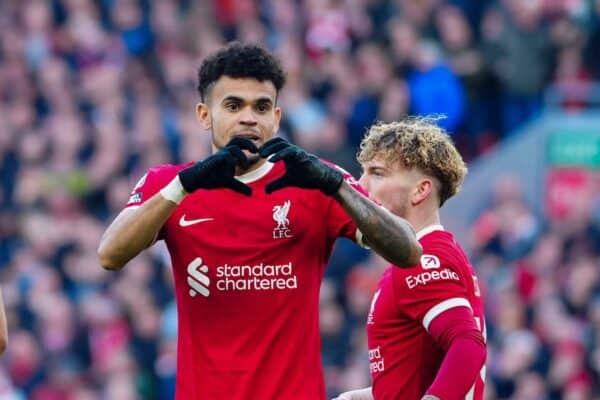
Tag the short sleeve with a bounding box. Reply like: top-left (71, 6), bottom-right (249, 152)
top-left (125, 165), bottom-right (181, 208)
top-left (392, 248), bottom-right (472, 332)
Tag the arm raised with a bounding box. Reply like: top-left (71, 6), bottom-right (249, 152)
top-left (258, 138), bottom-right (422, 267)
top-left (334, 180), bottom-right (421, 267)
top-left (98, 137), bottom-right (258, 270)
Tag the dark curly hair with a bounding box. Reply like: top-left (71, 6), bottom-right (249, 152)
top-left (197, 42), bottom-right (286, 101)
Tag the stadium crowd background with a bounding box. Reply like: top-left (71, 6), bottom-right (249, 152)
top-left (0, 0), bottom-right (599, 398)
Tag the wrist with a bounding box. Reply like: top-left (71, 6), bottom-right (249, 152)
top-left (322, 168), bottom-right (344, 196)
top-left (160, 175), bottom-right (188, 204)
top-left (178, 163), bottom-right (200, 193)
top-left (332, 178), bottom-right (351, 200)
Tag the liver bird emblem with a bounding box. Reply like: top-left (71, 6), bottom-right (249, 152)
top-left (273, 200), bottom-right (291, 229)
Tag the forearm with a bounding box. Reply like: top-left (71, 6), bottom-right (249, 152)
top-left (426, 308), bottom-right (486, 400)
top-left (334, 181), bottom-right (422, 267)
top-left (98, 193), bottom-right (178, 270)
top-left (426, 336), bottom-right (485, 399)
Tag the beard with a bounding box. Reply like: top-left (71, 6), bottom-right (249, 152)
top-left (234, 151), bottom-right (262, 175)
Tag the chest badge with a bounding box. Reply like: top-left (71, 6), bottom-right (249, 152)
top-left (273, 200), bottom-right (292, 239)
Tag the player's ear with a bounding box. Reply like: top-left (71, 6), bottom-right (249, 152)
top-left (196, 102), bottom-right (211, 130)
top-left (273, 106), bottom-right (282, 132)
top-left (412, 178), bottom-right (433, 206)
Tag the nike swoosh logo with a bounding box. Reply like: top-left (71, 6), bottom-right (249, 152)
top-left (179, 215), bottom-right (214, 227)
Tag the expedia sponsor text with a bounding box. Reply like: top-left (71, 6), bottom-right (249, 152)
top-left (405, 268), bottom-right (460, 289)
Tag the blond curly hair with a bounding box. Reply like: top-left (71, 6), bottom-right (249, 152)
top-left (357, 117), bottom-right (467, 206)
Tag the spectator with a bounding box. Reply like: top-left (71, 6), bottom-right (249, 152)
top-left (435, 4), bottom-right (500, 156)
top-left (407, 39), bottom-right (466, 135)
top-left (482, 2), bottom-right (554, 133)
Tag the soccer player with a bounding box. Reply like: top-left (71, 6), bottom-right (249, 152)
top-left (97, 42), bottom-right (421, 400)
top-left (334, 118), bottom-right (486, 400)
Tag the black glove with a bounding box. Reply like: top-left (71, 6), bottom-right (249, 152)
top-left (178, 137), bottom-right (258, 196)
top-left (258, 138), bottom-right (343, 195)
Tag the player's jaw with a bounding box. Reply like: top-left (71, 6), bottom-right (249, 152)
top-left (228, 131), bottom-right (260, 161)
top-left (224, 131), bottom-right (265, 173)
top-left (242, 152), bottom-right (261, 165)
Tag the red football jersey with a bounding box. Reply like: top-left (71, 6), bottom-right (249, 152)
top-left (126, 160), bottom-right (363, 400)
top-left (366, 225), bottom-right (486, 400)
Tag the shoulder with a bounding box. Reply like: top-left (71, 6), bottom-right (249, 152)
top-left (420, 230), bottom-right (465, 265)
top-left (136, 163), bottom-right (192, 186)
top-left (126, 163), bottom-right (191, 207)
top-left (146, 163), bottom-right (192, 179)
top-left (129, 163), bottom-right (192, 195)
top-left (391, 230), bottom-right (468, 288)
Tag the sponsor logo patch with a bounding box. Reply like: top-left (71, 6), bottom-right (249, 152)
top-left (421, 254), bottom-right (441, 269)
top-left (406, 268), bottom-right (460, 289)
top-left (187, 257), bottom-right (210, 297)
top-left (128, 193), bottom-right (142, 204)
top-left (186, 257), bottom-right (298, 297)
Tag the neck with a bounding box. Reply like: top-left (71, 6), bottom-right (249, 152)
top-left (235, 157), bottom-right (266, 176)
top-left (235, 158), bottom-right (274, 183)
top-left (406, 205), bottom-right (441, 234)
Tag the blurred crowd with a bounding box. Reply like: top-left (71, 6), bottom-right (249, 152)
top-left (1, 0), bottom-right (600, 398)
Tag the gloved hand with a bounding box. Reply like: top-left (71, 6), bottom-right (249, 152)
top-left (258, 137), bottom-right (343, 195)
top-left (178, 137), bottom-right (258, 196)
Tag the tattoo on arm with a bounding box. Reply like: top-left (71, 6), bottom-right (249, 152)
top-left (334, 181), bottom-right (421, 267)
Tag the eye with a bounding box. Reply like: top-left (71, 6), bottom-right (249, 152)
top-left (256, 103), bottom-right (271, 113)
top-left (225, 102), bottom-right (240, 111)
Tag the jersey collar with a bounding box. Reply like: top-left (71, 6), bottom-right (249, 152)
top-left (235, 161), bottom-right (274, 184)
top-left (416, 224), bottom-right (444, 240)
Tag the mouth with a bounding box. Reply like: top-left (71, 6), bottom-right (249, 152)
top-left (232, 132), bottom-right (261, 145)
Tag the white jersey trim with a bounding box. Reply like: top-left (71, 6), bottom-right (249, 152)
top-left (466, 384), bottom-right (475, 400)
top-left (422, 297), bottom-right (472, 332)
top-left (355, 229), bottom-right (370, 249)
top-left (236, 161), bottom-right (274, 183)
top-left (416, 224), bottom-right (444, 240)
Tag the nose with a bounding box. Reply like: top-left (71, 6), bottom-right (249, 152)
top-left (239, 105), bottom-right (258, 126)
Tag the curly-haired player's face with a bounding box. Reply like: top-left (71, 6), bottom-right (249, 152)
top-left (359, 158), bottom-right (434, 220)
top-left (196, 76), bottom-right (282, 166)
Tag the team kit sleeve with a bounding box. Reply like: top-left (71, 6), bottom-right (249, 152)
top-left (426, 307), bottom-right (486, 399)
top-left (323, 164), bottom-right (371, 245)
top-left (124, 165), bottom-right (181, 244)
top-left (125, 165), bottom-right (178, 208)
top-left (393, 247), bottom-right (486, 399)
